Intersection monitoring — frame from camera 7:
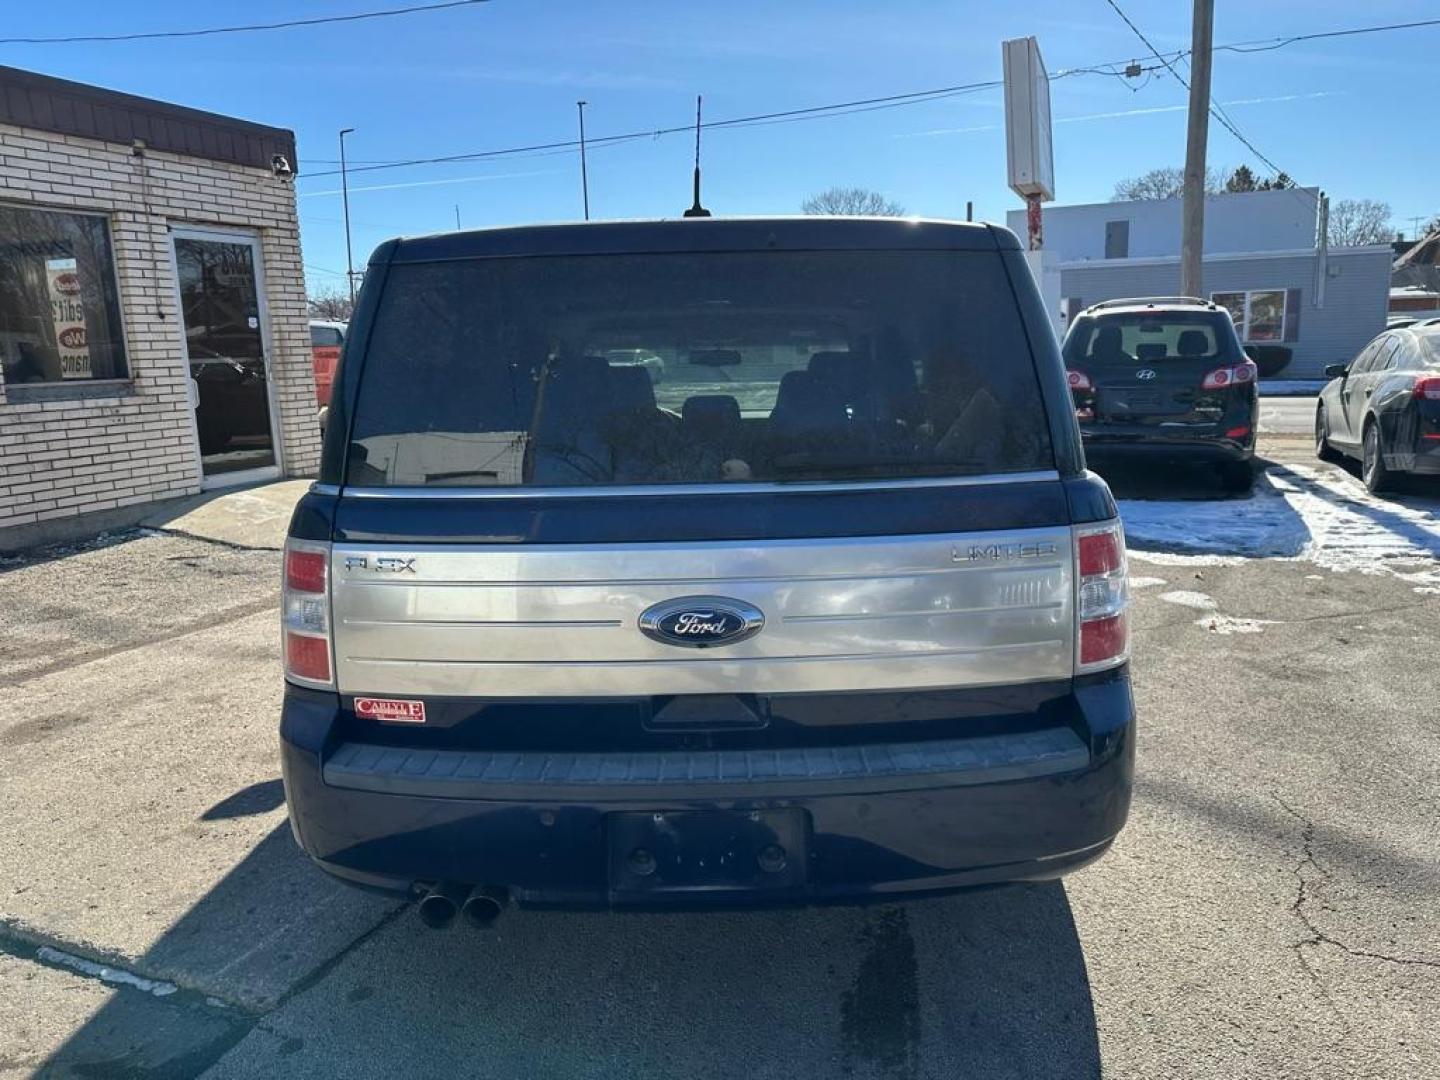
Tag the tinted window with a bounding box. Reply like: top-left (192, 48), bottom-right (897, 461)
top-left (347, 251), bottom-right (1053, 487)
top-left (1351, 340), bottom-right (1384, 375)
top-left (1063, 311), bottom-right (1241, 371)
top-left (311, 325), bottom-right (344, 347)
top-left (0, 204), bottom-right (128, 384)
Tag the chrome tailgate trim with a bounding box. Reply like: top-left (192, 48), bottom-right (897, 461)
top-left (331, 527), bottom-right (1075, 697)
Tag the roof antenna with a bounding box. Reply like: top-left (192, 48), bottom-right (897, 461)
top-left (683, 94), bottom-right (711, 218)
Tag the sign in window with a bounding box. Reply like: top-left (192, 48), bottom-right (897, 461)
top-left (0, 205), bottom-right (127, 386)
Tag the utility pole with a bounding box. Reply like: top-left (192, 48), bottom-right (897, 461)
top-left (454, 205), bottom-right (462, 230)
top-left (338, 127), bottom-right (357, 306)
top-left (1180, 0), bottom-right (1213, 298)
top-left (576, 100), bottom-right (590, 221)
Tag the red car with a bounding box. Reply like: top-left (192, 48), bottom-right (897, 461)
top-left (310, 320), bottom-right (346, 428)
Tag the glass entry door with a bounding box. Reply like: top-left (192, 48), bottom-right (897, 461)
top-left (172, 231), bottom-right (277, 481)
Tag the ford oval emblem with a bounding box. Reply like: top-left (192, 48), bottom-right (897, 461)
top-left (638, 596), bottom-right (765, 649)
top-left (1136, 368), bottom-right (1157, 380)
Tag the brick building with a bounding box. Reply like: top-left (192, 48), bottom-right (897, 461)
top-left (0, 66), bottom-right (320, 551)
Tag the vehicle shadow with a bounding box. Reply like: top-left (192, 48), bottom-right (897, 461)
top-left (1268, 463), bottom-right (1440, 561)
top-left (1092, 458), bottom-right (1247, 501)
top-left (37, 827), bottom-right (1101, 1080)
top-left (1110, 456), bottom-right (1314, 559)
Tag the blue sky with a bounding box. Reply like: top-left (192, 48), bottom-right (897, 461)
top-left (4, 1), bottom-right (1436, 296)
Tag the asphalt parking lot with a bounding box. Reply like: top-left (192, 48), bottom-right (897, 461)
top-left (3, 431), bottom-right (1438, 1080)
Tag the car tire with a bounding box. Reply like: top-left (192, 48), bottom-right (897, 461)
top-left (1362, 421), bottom-right (1395, 494)
top-left (1218, 461), bottom-right (1255, 495)
top-left (1315, 406), bottom-right (1343, 463)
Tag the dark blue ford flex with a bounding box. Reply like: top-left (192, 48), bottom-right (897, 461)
top-left (280, 217), bottom-right (1134, 927)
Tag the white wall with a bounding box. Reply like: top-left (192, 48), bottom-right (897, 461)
top-left (1006, 188), bottom-right (1320, 262)
top-left (0, 122), bottom-right (320, 539)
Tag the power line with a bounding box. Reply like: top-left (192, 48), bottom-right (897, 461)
top-left (0, 0), bottom-right (489, 45)
top-left (1101, 0), bottom-right (1306, 197)
top-left (299, 80), bottom-right (1007, 179)
top-left (291, 10), bottom-right (1438, 181)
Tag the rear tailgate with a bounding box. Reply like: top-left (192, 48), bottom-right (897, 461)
top-left (329, 523), bottom-right (1074, 699)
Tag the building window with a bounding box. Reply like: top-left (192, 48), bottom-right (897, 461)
top-left (1211, 289), bottom-right (1298, 343)
top-left (0, 204), bottom-right (128, 386)
top-left (1104, 220), bottom-right (1129, 259)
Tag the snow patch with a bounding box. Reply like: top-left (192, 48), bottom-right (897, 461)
top-left (1120, 464), bottom-right (1440, 588)
top-left (1159, 590), bottom-right (1217, 610)
top-left (36, 946), bottom-right (178, 997)
top-left (1129, 575), bottom-right (1167, 590)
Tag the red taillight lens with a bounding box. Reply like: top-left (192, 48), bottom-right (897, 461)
top-left (1413, 377), bottom-right (1440, 401)
top-left (1078, 529), bottom-right (1123, 576)
top-left (285, 631), bottom-right (331, 682)
top-left (1080, 613), bottom-right (1128, 666)
top-left (283, 541), bottom-right (333, 687)
top-left (1203, 363), bottom-right (1257, 390)
top-left (1067, 369), bottom-right (1093, 391)
top-left (1226, 425), bottom-right (1252, 439)
top-left (1075, 522), bottom-right (1129, 673)
top-left (286, 549), bottom-right (327, 593)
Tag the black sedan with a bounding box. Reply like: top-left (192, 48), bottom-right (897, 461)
top-left (1062, 297), bottom-right (1259, 493)
top-left (1315, 326), bottom-right (1440, 492)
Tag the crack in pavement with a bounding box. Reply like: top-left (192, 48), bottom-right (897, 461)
top-left (2, 596), bottom-right (280, 688)
top-left (1272, 795), bottom-right (1440, 1002)
top-left (140, 526), bottom-right (284, 554)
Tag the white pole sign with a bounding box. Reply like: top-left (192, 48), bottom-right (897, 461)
top-left (45, 257), bottom-right (92, 379)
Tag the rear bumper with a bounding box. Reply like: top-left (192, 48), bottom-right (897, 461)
top-left (1407, 440), bottom-right (1440, 475)
top-left (280, 673), bottom-right (1136, 907)
top-left (1081, 430), bottom-right (1253, 465)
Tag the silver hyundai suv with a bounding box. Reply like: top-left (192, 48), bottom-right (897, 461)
top-left (279, 217), bottom-right (1134, 928)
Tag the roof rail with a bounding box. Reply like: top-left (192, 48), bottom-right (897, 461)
top-left (1086, 296), bottom-right (1215, 312)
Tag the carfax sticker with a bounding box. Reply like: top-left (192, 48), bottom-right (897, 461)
top-left (354, 697), bottom-right (427, 723)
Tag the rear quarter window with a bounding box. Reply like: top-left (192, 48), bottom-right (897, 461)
top-left (346, 250), bottom-right (1054, 488)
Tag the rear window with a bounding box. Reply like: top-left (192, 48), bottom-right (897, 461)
top-left (1064, 310), bottom-right (1241, 371)
top-left (345, 251), bottom-right (1053, 488)
top-left (311, 325), bottom-right (344, 347)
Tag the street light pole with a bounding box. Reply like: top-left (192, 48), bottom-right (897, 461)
top-left (1180, 0), bottom-right (1214, 299)
top-left (576, 100), bottom-right (590, 221)
top-left (339, 127), bottom-right (357, 307)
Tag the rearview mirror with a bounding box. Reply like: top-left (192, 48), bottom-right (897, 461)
top-left (1324, 363), bottom-right (1349, 379)
top-left (688, 349), bottom-right (743, 367)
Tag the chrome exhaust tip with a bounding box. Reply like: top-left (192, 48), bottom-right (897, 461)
top-left (417, 882), bottom-right (468, 929)
top-left (461, 885), bottom-right (510, 928)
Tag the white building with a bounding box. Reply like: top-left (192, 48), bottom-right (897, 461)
top-left (1007, 188), bottom-right (1392, 378)
top-left (0, 65), bottom-right (321, 551)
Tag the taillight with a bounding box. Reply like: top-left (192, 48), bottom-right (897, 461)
top-left (283, 540), bottom-right (333, 687)
top-left (1075, 521), bottom-right (1129, 673)
top-left (1202, 361), bottom-right (1257, 390)
top-left (1067, 369), bottom-right (1093, 391)
top-left (1413, 376), bottom-right (1440, 401)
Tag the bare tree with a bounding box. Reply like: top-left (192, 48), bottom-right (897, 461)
top-left (801, 187), bottom-right (906, 217)
top-left (307, 286), bottom-right (354, 321)
top-left (1328, 199), bottom-right (1393, 247)
top-left (1112, 166), bottom-right (1223, 201)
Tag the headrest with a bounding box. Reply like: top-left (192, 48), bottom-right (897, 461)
top-left (1177, 329), bottom-right (1210, 356)
top-left (1093, 325), bottom-right (1125, 354)
top-left (682, 395), bottom-right (741, 426)
top-left (808, 351), bottom-right (857, 381)
top-left (608, 365), bottom-right (656, 410)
